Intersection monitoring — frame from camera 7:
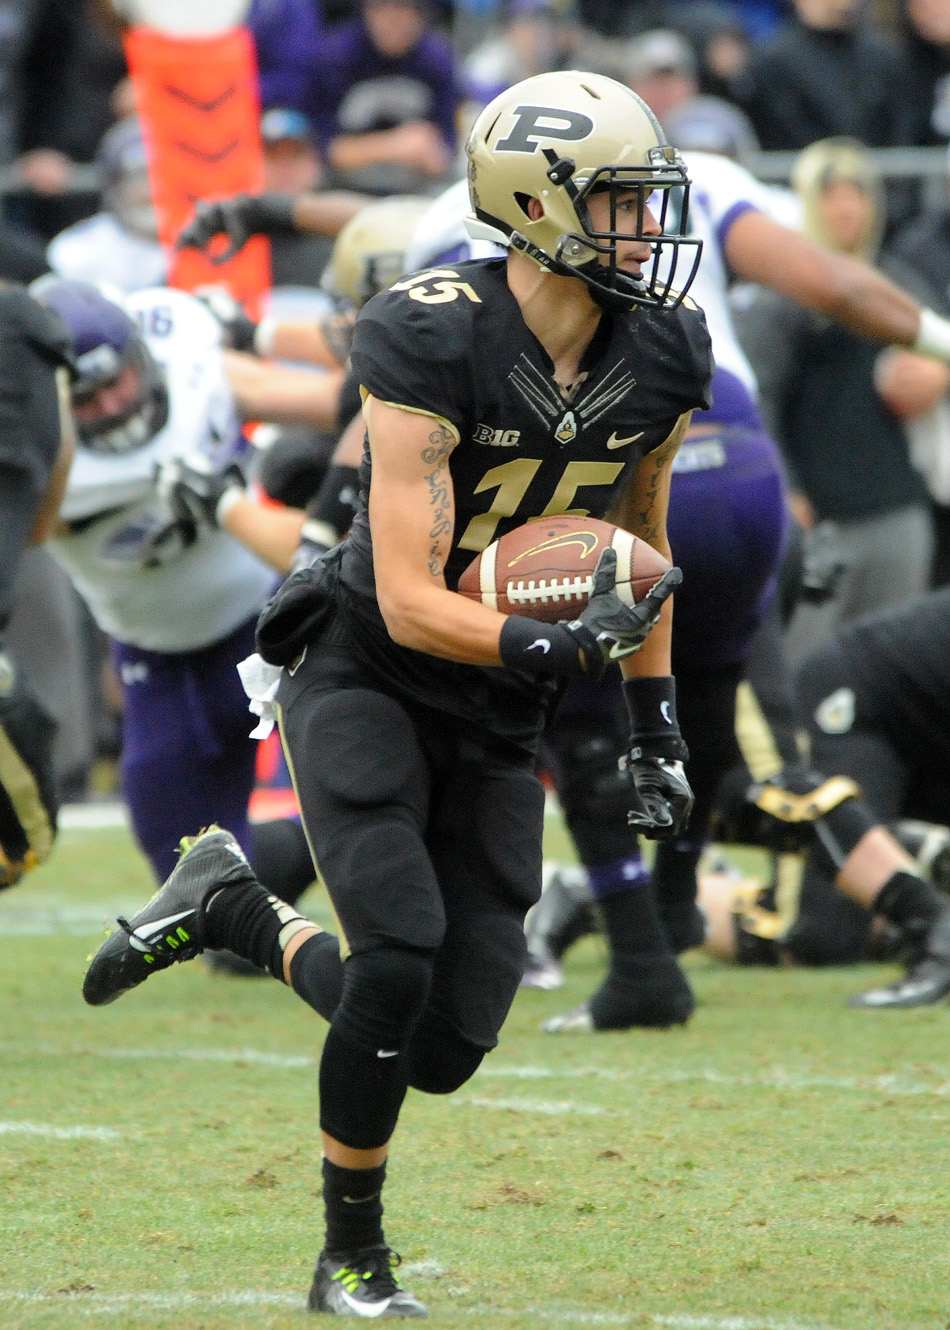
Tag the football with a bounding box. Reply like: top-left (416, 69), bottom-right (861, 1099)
top-left (456, 515), bottom-right (672, 624)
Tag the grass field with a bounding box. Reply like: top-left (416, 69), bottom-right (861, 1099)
top-left (1, 815), bottom-right (949, 1330)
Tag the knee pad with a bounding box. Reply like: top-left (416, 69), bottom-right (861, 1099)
top-left (337, 945), bottom-right (435, 1053)
top-left (552, 731), bottom-right (636, 867)
top-left (404, 1015), bottom-right (485, 1096)
top-left (0, 657), bottom-right (57, 888)
top-left (712, 764), bottom-right (872, 867)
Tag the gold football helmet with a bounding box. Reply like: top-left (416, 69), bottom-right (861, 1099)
top-left (325, 195), bottom-right (431, 310)
top-left (465, 70), bottom-right (702, 311)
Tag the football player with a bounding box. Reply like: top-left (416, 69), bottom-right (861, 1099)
top-left (398, 149), bottom-right (950, 1027)
top-left (0, 287), bottom-right (76, 890)
top-left (81, 71), bottom-right (714, 1317)
top-left (32, 278), bottom-right (317, 900)
top-left (163, 196), bottom-right (431, 575)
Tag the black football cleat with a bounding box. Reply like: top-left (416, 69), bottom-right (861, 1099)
top-left (849, 908), bottom-right (950, 1009)
top-left (82, 826), bottom-right (257, 1006)
top-left (308, 1247), bottom-right (427, 1318)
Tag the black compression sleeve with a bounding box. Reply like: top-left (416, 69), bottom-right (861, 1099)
top-left (305, 463), bottom-right (360, 542)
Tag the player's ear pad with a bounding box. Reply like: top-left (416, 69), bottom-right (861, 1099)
top-left (255, 550), bottom-right (341, 666)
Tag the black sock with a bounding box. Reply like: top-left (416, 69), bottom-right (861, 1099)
top-left (289, 931), bottom-right (345, 1021)
top-left (873, 870), bottom-right (945, 937)
top-left (322, 1158), bottom-right (386, 1256)
top-left (651, 844), bottom-right (704, 953)
top-left (599, 883), bottom-right (671, 968)
top-left (589, 885), bottom-right (694, 1029)
top-left (205, 882), bottom-right (310, 978)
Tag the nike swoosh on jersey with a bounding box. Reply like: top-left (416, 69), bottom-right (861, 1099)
top-left (126, 910), bottom-right (194, 951)
top-left (526, 638), bottom-right (552, 654)
top-left (376, 1048), bottom-right (399, 1058)
top-left (660, 700), bottom-right (672, 724)
top-left (606, 430), bottom-right (644, 450)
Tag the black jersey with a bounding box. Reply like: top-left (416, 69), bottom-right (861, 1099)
top-left (0, 287), bottom-right (74, 637)
top-left (337, 259), bottom-right (713, 745)
top-left (836, 589), bottom-right (950, 761)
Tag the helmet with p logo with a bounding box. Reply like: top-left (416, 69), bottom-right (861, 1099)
top-left (465, 69), bottom-right (702, 312)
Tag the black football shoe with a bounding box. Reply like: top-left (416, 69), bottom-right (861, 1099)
top-left (82, 826), bottom-right (257, 1006)
top-left (848, 908), bottom-right (950, 1009)
top-left (308, 1247), bottom-right (427, 1318)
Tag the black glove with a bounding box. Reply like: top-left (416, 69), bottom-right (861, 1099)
top-left (621, 676), bottom-right (694, 840)
top-left (176, 193), bottom-right (297, 265)
top-left (156, 454), bottom-right (247, 529)
top-left (560, 548), bottom-right (681, 682)
top-left (193, 286), bottom-right (259, 352)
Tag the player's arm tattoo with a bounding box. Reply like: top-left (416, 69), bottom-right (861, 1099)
top-left (613, 412), bottom-right (689, 547)
top-left (420, 422), bottom-right (456, 578)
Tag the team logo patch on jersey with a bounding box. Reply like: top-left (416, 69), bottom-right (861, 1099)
top-left (474, 423), bottom-right (521, 448)
top-left (815, 687), bottom-right (856, 735)
top-left (555, 411), bottom-right (577, 445)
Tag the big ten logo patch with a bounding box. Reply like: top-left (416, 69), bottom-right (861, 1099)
top-left (474, 423), bottom-right (521, 448)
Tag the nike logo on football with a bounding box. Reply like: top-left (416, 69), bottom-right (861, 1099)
top-left (376, 1048), bottom-right (399, 1058)
top-left (126, 910), bottom-right (193, 951)
top-left (526, 639), bottom-right (552, 654)
top-left (660, 701), bottom-right (672, 724)
top-left (606, 430), bottom-right (644, 450)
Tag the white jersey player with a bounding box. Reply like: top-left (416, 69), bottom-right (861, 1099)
top-left (35, 278), bottom-right (277, 885)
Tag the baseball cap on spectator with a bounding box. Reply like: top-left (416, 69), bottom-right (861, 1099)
top-left (260, 108), bottom-right (314, 145)
top-left (625, 29), bottom-right (697, 81)
top-left (662, 95), bottom-right (759, 163)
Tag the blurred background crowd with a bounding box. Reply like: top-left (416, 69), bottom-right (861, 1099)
top-left (7, 0), bottom-right (950, 806)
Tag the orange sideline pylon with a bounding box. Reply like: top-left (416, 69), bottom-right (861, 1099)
top-left (124, 24), bottom-right (271, 315)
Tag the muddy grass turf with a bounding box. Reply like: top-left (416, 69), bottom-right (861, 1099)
top-left (0, 822), bottom-right (948, 1329)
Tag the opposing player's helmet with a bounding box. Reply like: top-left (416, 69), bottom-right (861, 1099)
top-left (324, 195), bottom-right (431, 309)
top-left (465, 70), bottom-right (702, 311)
top-left (29, 277), bottom-right (169, 455)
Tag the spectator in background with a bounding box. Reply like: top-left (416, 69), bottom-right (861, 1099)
top-left (249, 0), bottom-right (324, 113)
top-left (47, 117), bottom-right (165, 293)
top-left (305, 0), bottom-right (459, 195)
top-left (258, 108), bottom-right (336, 294)
top-left (622, 29), bottom-right (699, 123)
top-left (734, 138), bottom-right (934, 665)
top-left (738, 0), bottom-right (915, 151)
top-left (879, 139), bottom-right (950, 584)
top-left (10, 0), bottom-right (127, 242)
top-left (669, 3), bottom-right (755, 104)
top-left (461, 0), bottom-right (580, 112)
top-left (898, 0), bottom-right (950, 144)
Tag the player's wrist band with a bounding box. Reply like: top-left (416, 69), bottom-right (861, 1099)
top-left (215, 486), bottom-right (246, 525)
top-left (623, 675), bottom-right (688, 759)
top-left (498, 615), bottom-right (584, 677)
top-left (253, 316), bottom-right (278, 358)
top-left (913, 308), bottom-right (950, 364)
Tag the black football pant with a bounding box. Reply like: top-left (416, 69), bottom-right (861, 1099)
top-left (275, 623), bottom-right (544, 1150)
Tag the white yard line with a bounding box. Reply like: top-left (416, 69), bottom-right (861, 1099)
top-left (0, 1122), bottom-right (122, 1140)
top-left (6, 1042), bottom-right (950, 1102)
top-left (58, 802), bottom-right (130, 830)
top-left (0, 1290), bottom-right (848, 1330)
top-left (453, 1095), bottom-right (609, 1116)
